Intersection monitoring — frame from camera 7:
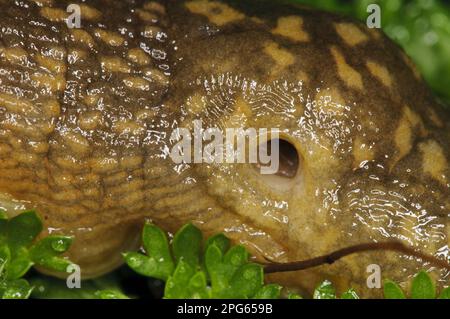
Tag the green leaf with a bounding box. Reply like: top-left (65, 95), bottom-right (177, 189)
top-left (228, 263), bottom-right (264, 298)
top-left (164, 259), bottom-right (196, 299)
top-left (29, 236), bottom-right (73, 273)
top-left (172, 223), bottom-right (202, 268)
top-left (438, 287), bottom-right (450, 299)
top-left (1, 279), bottom-right (33, 299)
top-left (95, 290), bottom-right (129, 299)
top-left (187, 271), bottom-right (210, 298)
top-left (287, 292), bottom-right (302, 299)
top-left (224, 245), bottom-right (249, 267)
top-left (124, 222), bottom-right (174, 280)
top-left (341, 288), bottom-right (359, 299)
top-left (7, 211), bottom-right (42, 249)
top-left (205, 243), bottom-right (232, 296)
top-left (383, 280), bottom-right (406, 299)
top-left (6, 249), bottom-right (33, 280)
top-left (254, 284), bottom-right (282, 299)
top-left (411, 271), bottom-right (436, 299)
top-left (313, 280), bottom-right (336, 299)
top-left (205, 234), bottom-right (230, 255)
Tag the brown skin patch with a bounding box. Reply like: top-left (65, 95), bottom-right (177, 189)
top-left (334, 22), bottom-right (368, 46)
top-left (264, 42), bottom-right (295, 78)
top-left (353, 137), bottom-right (374, 168)
top-left (272, 16), bottom-right (310, 42)
top-left (40, 7), bottom-right (67, 22)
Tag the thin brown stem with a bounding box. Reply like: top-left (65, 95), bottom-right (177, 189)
top-left (263, 241), bottom-right (450, 274)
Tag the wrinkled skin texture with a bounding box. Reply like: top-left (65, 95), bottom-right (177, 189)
top-left (0, 0), bottom-right (449, 297)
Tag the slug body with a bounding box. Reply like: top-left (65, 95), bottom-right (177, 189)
top-left (0, 0), bottom-right (449, 296)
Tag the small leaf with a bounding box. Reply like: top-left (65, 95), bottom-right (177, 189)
top-left (95, 290), bottom-right (129, 299)
top-left (228, 263), bottom-right (264, 298)
top-left (313, 280), bottom-right (336, 299)
top-left (0, 210), bottom-right (7, 220)
top-left (7, 211), bottom-right (42, 249)
top-left (6, 249), bottom-right (33, 280)
top-left (205, 234), bottom-right (230, 255)
top-left (287, 292), bottom-right (302, 299)
top-left (411, 270), bottom-right (435, 299)
top-left (224, 245), bottom-right (249, 267)
top-left (383, 280), bottom-right (406, 299)
top-left (187, 271), bottom-right (210, 299)
top-left (1, 279), bottom-right (33, 299)
top-left (341, 288), bottom-right (359, 299)
top-left (254, 284), bottom-right (282, 299)
top-left (164, 259), bottom-right (196, 299)
top-left (29, 236), bottom-right (73, 273)
top-left (124, 222), bottom-right (174, 280)
top-left (172, 223), bottom-right (202, 268)
top-left (438, 287), bottom-right (450, 299)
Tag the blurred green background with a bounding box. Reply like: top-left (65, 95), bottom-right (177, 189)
top-left (290, 0), bottom-right (450, 107)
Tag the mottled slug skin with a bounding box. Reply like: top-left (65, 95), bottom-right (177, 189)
top-left (0, 0), bottom-right (449, 297)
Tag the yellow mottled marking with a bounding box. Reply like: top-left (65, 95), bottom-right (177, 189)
top-left (187, 93), bottom-right (206, 116)
top-left (142, 68), bottom-right (169, 86)
top-left (31, 73), bottom-right (66, 92)
top-left (123, 77), bottom-right (151, 91)
top-left (234, 97), bottom-right (252, 118)
top-left (67, 49), bottom-right (87, 64)
top-left (0, 93), bottom-right (38, 115)
top-left (62, 132), bottom-right (90, 156)
top-left (353, 137), bottom-right (374, 167)
top-left (40, 7), bottom-right (67, 22)
top-left (334, 23), bottom-right (368, 46)
top-left (144, 2), bottom-right (166, 14)
top-left (394, 114), bottom-right (412, 162)
top-left (315, 87), bottom-right (346, 116)
top-left (70, 30), bottom-right (96, 48)
top-left (185, 0), bottom-right (245, 26)
top-left (112, 119), bottom-right (145, 136)
top-left (137, 9), bottom-right (157, 22)
top-left (272, 16), bottom-right (309, 42)
top-left (100, 57), bottom-right (131, 73)
top-left (127, 48), bottom-right (151, 65)
top-left (31, 0), bottom-right (53, 6)
top-left (366, 61), bottom-right (392, 87)
top-left (428, 108), bottom-right (444, 128)
top-left (401, 52), bottom-right (421, 80)
top-left (78, 111), bottom-right (102, 130)
top-left (142, 26), bottom-right (163, 39)
top-left (80, 4), bottom-right (101, 20)
top-left (94, 29), bottom-right (125, 47)
top-left (404, 105), bottom-right (427, 136)
top-left (43, 99), bottom-right (61, 117)
top-left (264, 42), bottom-right (295, 77)
top-left (35, 54), bottom-right (66, 74)
top-left (419, 140), bottom-right (448, 184)
top-left (0, 47), bottom-right (28, 64)
top-left (330, 46), bottom-right (363, 90)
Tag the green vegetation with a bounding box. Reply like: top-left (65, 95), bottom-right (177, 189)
top-left (291, 0), bottom-right (450, 106)
top-left (1, 210), bottom-right (449, 299)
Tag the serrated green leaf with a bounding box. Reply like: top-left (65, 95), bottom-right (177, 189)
top-left (341, 288), bottom-right (359, 299)
top-left (1, 279), bottom-right (33, 299)
top-left (164, 259), bottom-right (196, 299)
top-left (172, 223), bottom-right (202, 268)
top-left (254, 284), bottom-right (282, 299)
top-left (313, 280), bottom-right (336, 299)
top-left (29, 236), bottom-right (73, 273)
top-left (383, 280), bottom-right (406, 299)
top-left (228, 263), bottom-right (264, 298)
top-left (438, 287), bottom-right (450, 299)
top-left (411, 270), bottom-right (436, 299)
top-left (7, 211), bottom-right (42, 249)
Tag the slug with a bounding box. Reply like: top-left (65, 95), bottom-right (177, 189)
top-left (0, 0), bottom-right (448, 297)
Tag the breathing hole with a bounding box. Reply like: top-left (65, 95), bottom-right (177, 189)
top-left (256, 138), bottom-right (299, 178)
